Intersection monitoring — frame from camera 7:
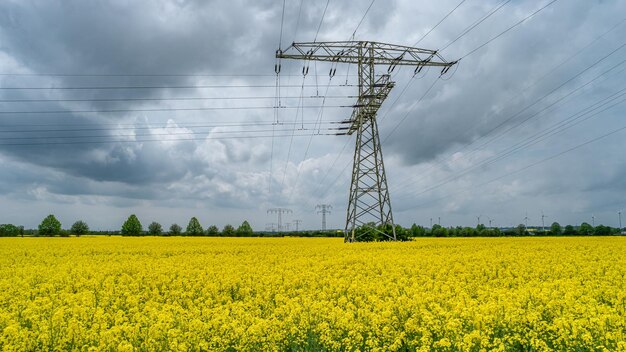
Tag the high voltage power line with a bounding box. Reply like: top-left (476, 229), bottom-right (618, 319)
top-left (312, 0), bottom-right (469, 200)
top-left (388, 44), bottom-right (626, 192)
top-left (404, 121), bottom-right (626, 210)
top-left (0, 127), bottom-right (339, 141)
top-left (0, 105), bottom-right (351, 115)
top-left (0, 84), bottom-right (356, 90)
top-left (0, 131), bottom-right (336, 147)
top-left (0, 120), bottom-right (342, 132)
top-left (412, 0), bottom-right (467, 47)
top-left (391, 84), bottom-right (626, 203)
top-left (0, 73), bottom-right (355, 77)
top-left (0, 95), bottom-right (357, 103)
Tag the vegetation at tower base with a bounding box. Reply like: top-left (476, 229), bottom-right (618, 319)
top-left (37, 214), bottom-right (62, 237)
top-left (351, 223), bottom-right (411, 242)
top-left (70, 220), bottom-right (89, 236)
top-left (1, 237), bottom-right (625, 350)
top-left (121, 214), bottom-right (142, 236)
top-left (148, 221), bottom-right (163, 236)
top-left (169, 223), bottom-right (182, 236)
top-left (185, 217), bottom-right (204, 236)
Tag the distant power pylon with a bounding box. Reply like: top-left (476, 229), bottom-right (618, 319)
top-left (265, 222), bottom-right (278, 232)
top-left (267, 208), bottom-right (292, 232)
top-left (293, 219), bottom-right (303, 232)
top-left (278, 41), bottom-right (456, 242)
top-left (316, 204), bottom-right (332, 231)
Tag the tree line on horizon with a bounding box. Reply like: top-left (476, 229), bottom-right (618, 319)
top-left (0, 214), bottom-right (623, 238)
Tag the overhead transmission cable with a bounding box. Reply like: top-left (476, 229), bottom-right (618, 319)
top-left (288, 72), bottom-right (337, 202)
top-left (392, 80), bottom-right (626, 202)
top-left (280, 74), bottom-right (308, 193)
top-left (272, 0), bottom-right (287, 194)
top-left (0, 104), bottom-right (351, 115)
top-left (0, 127), bottom-right (339, 142)
top-left (460, 0), bottom-right (559, 59)
top-left (314, 0), bottom-right (330, 42)
top-left (439, 0), bottom-right (511, 52)
top-left (391, 51), bottom-right (626, 193)
top-left (0, 132), bottom-right (337, 147)
top-left (406, 121), bottom-right (626, 210)
top-left (351, 0), bottom-right (376, 40)
top-left (313, 0), bottom-right (468, 198)
top-left (389, 23), bottom-right (626, 189)
top-left (0, 83), bottom-right (356, 90)
top-left (0, 73), bottom-right (348, 77)
top-left (0, 95), bottom-right (356, 103)
top-left (292, 0), bottom-right (305, 42)
top-left (312, 0), bottom-right (383, 199)
top-left (413, 0), bottom-right (467, 46)
top-left (382, 76), bottom-right (440, 143)
top-left (376, 0), bottom-right (474, 124)
top-left (0, 120), bottom-right (342, 133)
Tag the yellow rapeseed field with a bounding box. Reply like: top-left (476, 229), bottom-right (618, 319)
top-left (0, 237), bottom-right (625, 351)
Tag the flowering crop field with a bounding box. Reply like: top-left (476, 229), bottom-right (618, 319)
top-left (1, 237), bottom-right (625, 351)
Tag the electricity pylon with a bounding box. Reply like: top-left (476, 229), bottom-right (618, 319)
top-left (293, 219), bottom-right (303, 232)
top-left (278, 41), bottom-right (456, 242)
top-left (316, 204), bottom-right (332, 231)
top-left (267, 208), bottom-right (292, 232)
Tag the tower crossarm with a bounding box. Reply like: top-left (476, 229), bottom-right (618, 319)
top-left (277, 41), bottom-right (455, 69)
top-left (338, 75), bottom-right (395, 135)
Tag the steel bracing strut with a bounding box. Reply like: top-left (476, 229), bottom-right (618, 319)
top-left (277, 41), bottom-right (456, 242)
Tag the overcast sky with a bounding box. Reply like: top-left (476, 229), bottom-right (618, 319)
top-left (0, 0), bottom-right (625, 231)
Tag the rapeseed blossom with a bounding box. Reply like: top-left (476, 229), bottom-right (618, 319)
top-left (0, 237), bottom-right (624, 350)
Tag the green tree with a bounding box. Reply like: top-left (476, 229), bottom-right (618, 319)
top-left (431, 224), bottom-right (448, 237)
top-left (578, 222), bottom-right (593, 236)
top-left (460, 227), bottom-right (476, 237)
top-left (38, 214), bottom-right (62, 237)
top-left (121, 214), bottom-right (143, 236)
top-left (593, 225), bottom-right (612, 236)
top-left (394, 225), bottom-right (411, 241)
top-left (70, 220), bottom-right (89, 236)
top-left (516, 224), bottom-right (527, 236)
top-left (222, 224), bottom-right (235, 237)
top-left (550, 222), bottom-right (562, 236)
top-left (206, 225), bottom-right (219, 236)
top-left (186, 217), bottom-right (204, 236)
top-left (169, 223), bottom-right (182, 236)
top-left (0, 224), bottom-right (19, 237)
top-left (409, 223), bottom-right (426, 237)
top-left (148, 222), bottom-right (163, 236)
top-left (236, 220), bottom-right (254, 237)
top-left (563, 224), bottom-right (577, 236)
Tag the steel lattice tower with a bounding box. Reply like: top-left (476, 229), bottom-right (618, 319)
top-left (316, 204), bottom-right (332, 231)
top-left (267, 208), bottom-right (292, 232)
top-left (277, 41), bottom-right (456, 242)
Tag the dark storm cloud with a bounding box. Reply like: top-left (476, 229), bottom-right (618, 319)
top-left (0, 0), bottom-right (286, 186)
top-left (382, 0), bottom-right (626, 166)
top-left (0, 0), bottom-right (269, 77)
top-left (1, 0), bottom-right (625, 229)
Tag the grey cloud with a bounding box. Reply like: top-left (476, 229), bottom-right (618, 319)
top-left (1, 0), bottom-right (625, 230)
